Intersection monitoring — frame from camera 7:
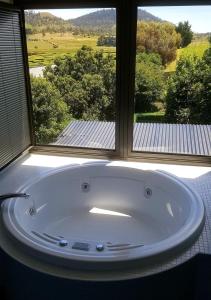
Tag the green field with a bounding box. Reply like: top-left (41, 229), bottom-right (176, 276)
top-left (27, 33), bottom-right (209, 71)
top-left (165, 40), bottom-right (209, 72)
top-left (27, 33), bottom-right (116, 67)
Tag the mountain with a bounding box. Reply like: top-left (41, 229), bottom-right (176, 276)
top-left (71, 8), bottom-right (161, 25)
top-left (70, 9), bottom-right (116, 28)
top-left (25, 9), bottom-right (162, 35)
top-left (25, 11), bottom-right (67, 27)
top-left (138, 9), bottom-right (161, 22)
top-left (70, 8), bottom-right (161, 34)
top-left (25, 11), bottom-right (72, 33)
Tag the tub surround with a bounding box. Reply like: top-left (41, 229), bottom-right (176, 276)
top-left (0, 154), bottom-right (211, 281)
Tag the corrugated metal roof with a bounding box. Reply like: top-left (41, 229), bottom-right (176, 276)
top-left (53, 121), bottom-right (211, 156)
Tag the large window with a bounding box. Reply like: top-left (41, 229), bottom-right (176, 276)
top-left (25, 8), bottom-right (117, 150)
top-left (0, 3), bottom-right (210, 171)
top-left (133, 6), bottom-right (211, 156)
top-left (20, 3), bottom-right (211, 163)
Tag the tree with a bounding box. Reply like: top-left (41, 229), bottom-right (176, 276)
top-left (44, 46), bottom-right (116, 121)
top-left (135, 52), bottom-right (165, 113)
top-left (176, 21), bottom-right (193, 48)
top-left (31, 77), bottom-right (70, 144)
top-left (136, 21), bottom-right (181, 65)
top-left (203, 36), bottom-right (211, 65)
top-left (97, 35), bottom-right (116, 47)
top-left (165, 52), bottom-right (211, 124)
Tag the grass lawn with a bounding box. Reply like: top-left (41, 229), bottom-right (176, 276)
top-left (165, 40), bottom-right (209, 72)
top-left (134, 111), bottom-right (165, 123)
top-left (27, 32), bottom-right (116, 67)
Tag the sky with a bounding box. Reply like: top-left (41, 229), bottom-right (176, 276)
top-left (144, 6), bottom-right (211, 33)
top-left (36, 6), bottom-right (211, 33)
top-left (36, 9), bottom-right (100, 20)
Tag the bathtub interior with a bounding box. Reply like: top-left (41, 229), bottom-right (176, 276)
top-left (11, 164), bottom-right (193, 248)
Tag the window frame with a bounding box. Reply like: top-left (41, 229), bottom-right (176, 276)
top-left (21, 1), bottom-right (122, 158)
top-left (16, 0), bottom-right (211, 166)
top-left (127, 1), bottom-right (211, 165)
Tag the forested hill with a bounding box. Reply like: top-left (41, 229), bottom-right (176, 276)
top-left (70, 8), bottom-right (161, 33)
top-left (25, 11), bottom-right (72, 33)
top-left (138, 9), bottom-right (161, 22)
top-left (25, 9), bottom-right (161, 34)
top-left (71, 9), bottom-right (116, 27)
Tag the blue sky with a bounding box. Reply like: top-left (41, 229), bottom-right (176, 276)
top-left (144, 6), bottom-right (211, 33)
top-left (36, 6), bottom-right (211, 33)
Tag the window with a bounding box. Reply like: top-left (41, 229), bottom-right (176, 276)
top-left (1, 2), bottom-right (210, 169)
top-left (25, 8), bottom-right (117, 151)
top-left (133, 6), bottom-right (211, 157)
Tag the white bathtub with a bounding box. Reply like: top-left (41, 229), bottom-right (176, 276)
top-left (1, 161), bottom-right (205, 278)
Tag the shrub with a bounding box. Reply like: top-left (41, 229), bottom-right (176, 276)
top-left (31, 77), bottom-right (70, 144)
top-left (165, 53), bottom-right (211, 124)
top-left (135, 53), bottom-right (165, 113)
top-left (136, 21), bottom-right (181, 65)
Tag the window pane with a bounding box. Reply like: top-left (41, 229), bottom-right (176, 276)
top-left (25, 8), bottom-right (116, 150)
top-left (133, 6), bottom-right (211, 156)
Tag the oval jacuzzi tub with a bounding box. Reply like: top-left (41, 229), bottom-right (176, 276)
top-left (1, 162), bottom-right (205, 279)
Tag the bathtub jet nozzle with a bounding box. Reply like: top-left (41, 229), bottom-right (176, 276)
top-left (144, 188), bottom-right (152, 199)
top-left (81, 182), bottom-right (90, 192)
top-left (0, 193), bottom-right (37, 216)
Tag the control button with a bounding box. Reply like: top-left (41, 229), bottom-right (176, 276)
top-left (59, 239), bottom-right (68, 247)
top-left (72, 242), bottom-right (90, 251)
top-left (96, 244), bottom-right (104, 252)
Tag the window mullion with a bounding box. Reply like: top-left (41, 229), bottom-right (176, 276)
top-left (118, 0), bottom-right (137, 159)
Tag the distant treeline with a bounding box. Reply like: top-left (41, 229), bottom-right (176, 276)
top-left (193, 33), bottom-right (211, 41)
